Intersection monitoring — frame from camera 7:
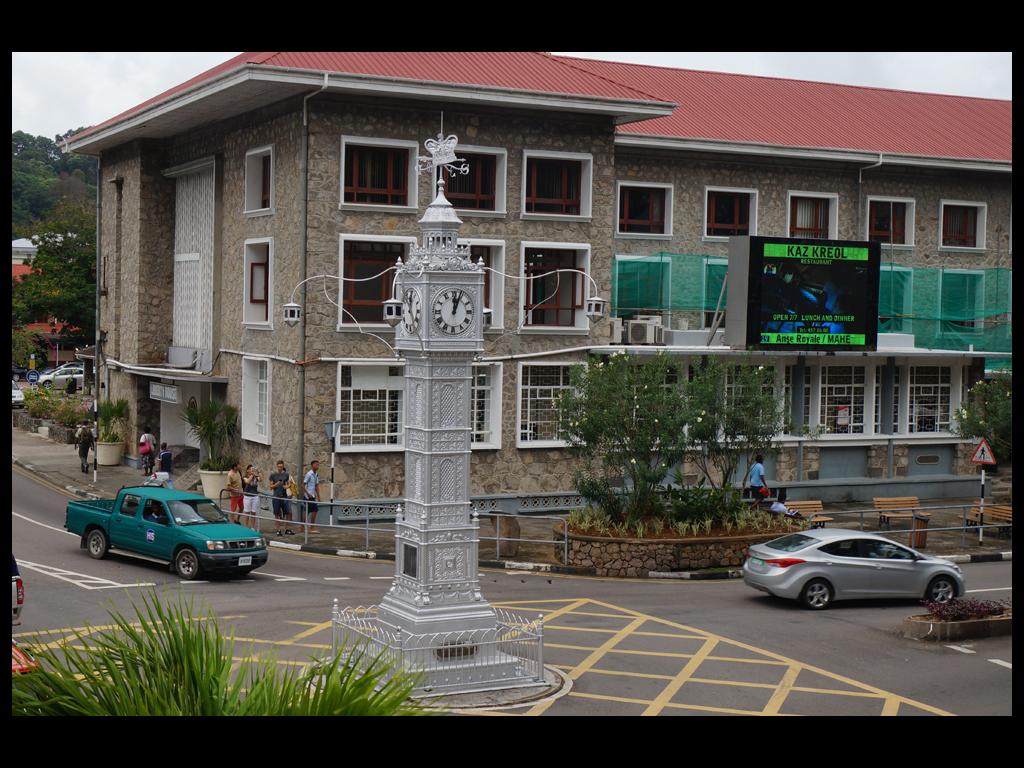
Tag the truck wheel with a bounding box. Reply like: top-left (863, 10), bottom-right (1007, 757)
top-left (86, 529), bottom-right (109, 560)
top-left (174, 548), bottom-right (201, 580)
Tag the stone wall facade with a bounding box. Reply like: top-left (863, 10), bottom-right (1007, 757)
top-left (569, 531), bottom-right (789, 577)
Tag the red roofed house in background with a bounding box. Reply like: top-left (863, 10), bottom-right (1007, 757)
top-left (64, 52), bottom-right (1010, 497)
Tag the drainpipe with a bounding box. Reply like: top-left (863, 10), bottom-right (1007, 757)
top-left (297, 74), bottom-right (329, 482)
top-left (93, 154), bottom-right (102, 481)
top-left (857, 153), bottom-right (884, 236)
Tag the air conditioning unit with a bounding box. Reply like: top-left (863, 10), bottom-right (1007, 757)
top-left (626, 320), bottom-right (664, 345)
top-left (611, 317), bottom-right (625, 344)
top-left (634, 314), bottom-right (664, 327)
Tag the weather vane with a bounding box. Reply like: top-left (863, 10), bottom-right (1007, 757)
top-left (417, 112), bottom-right (469, 189)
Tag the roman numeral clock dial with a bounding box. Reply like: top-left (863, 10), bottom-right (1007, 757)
top-left (432, 289), bottom-right (474, 335)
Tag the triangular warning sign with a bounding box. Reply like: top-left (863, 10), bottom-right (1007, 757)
top-left (970, 438), bottom-right (997, 465)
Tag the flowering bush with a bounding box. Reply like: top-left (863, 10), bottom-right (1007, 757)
top-left (23, 385), bottom-right (58, 419)
top-left (921, 597), bottom-right (1010, 621)
top-left (53, 396), bottom-right (92, 428)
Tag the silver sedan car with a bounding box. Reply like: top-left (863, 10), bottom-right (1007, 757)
top-left (743, 528), bottom-right (964, 610)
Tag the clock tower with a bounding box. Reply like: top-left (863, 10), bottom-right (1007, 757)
top-left (376, 133), bottom-right (497, 637)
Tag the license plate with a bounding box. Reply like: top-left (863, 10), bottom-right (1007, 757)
top-left (238, 556), bottom-right (252, 566)
top-left (749, 557), bottom-right (764, 567)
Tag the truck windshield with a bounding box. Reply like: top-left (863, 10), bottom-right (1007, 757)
top-left (168, 500), bottom-right (229, 525)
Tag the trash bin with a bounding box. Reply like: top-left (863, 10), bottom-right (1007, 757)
top-left (909, 512), bottom-right (930, 549)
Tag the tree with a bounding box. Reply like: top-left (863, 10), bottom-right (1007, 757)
top-left (558, 351), bottom-right (689, 523)
top-left (11, 199), bottom-right (96, 341)
top-left (11, 328), bottom-right (44, 368)
top-left (955, 373), bottom-right (1012, 463)
top-left (685, 358), bottom-right (787, 488)
top-left (12, 129), bottom-right (97, 236)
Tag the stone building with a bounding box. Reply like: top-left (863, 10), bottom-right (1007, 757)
top-left (66, 52), bottom-right (1011, 502)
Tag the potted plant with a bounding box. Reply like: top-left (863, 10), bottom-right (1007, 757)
top-left (96, 398), bottom-right (129, 466)
top-left (182, 399), bottom-right (239, 501)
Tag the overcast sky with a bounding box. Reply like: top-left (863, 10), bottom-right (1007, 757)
top-left (12, 51), bottom-right (1012, 140)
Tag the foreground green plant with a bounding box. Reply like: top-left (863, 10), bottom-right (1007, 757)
top-left (11, 592), bottom-right (427, 716)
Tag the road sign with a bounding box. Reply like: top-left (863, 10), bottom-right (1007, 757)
top-left (970, 438), bottom-right (997, 465)
top-left (26, 370), bottom-right (39, 385)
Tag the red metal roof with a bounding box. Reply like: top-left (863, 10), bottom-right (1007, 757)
top-left (12, 263), bottom-right (32, 279)
top-left (562, 57), bottom-right (1012, 162)
top-left (70, 53), bottom-right (1011, 164)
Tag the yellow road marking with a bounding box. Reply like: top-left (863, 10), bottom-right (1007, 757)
top-left (763, 664), bottom-right (801, 715)
top-left (642, 636), bottom-right (719, 716)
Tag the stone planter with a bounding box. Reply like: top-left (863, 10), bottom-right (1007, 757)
top-left (47, 424), bottom-right (77, 444)
top-left (96, 441), bottom-right (124, 466)
top-left (568, 529), bottom-right (793, 577)
top-left (13, 412), bottom-right (41, 431)
top-left (199, 470), bottom-right (230, 503)
top-left (902, 611), bottom-right (1012, 642)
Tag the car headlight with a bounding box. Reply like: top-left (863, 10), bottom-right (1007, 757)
top-left (206, 540), bottom-right (227, 551)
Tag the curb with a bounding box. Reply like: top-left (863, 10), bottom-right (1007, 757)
top-left (939, 552), bottom-right (1012, 564)
top-left (649, 569), bottom-right (744, 580)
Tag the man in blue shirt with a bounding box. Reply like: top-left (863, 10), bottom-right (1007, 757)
top-left (303, 460), bottom-right (321, 534)
top-left (747, 454), bottom-right (769, 506)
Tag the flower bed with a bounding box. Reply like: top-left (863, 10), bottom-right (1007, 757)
top-left (902, 598), bottom-right (1012, 642)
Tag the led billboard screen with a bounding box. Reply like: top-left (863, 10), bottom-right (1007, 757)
top-left (741, 237), bottom-right (880, 351)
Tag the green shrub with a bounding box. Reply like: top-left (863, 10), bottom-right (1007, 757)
top-left (53, 396), bottom-right (90, 428)
top-left (97, 398), bottom-right (129, 442)
top-left (22, 386), bottom-right (58, 419)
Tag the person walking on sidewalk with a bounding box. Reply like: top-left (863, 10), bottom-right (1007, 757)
top-left (226, 461), bottom-right (244, 524)
top-left (242, 464), bottom-right (261, 528)
top-left (138, 426), bottom-right (156, 476)
top-left (75, 421), bottom-right (94, 474)
top-left (303, 460), bottom-right (321, 534)
top-left (268, 460), bottom-right (293, 536)
top-left (746, 454), bottom-right (770, 510)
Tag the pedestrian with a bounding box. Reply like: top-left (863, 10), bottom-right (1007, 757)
top-left (157, 442), bottom-right (174, 485)
top-left (242, 464), bottom-right (261, 529)
top-left (138, 426), bottom-right (156, 476)
top-left (769, 488), bottom-right (802, 519)
top-left (303, 460), bottom-right (321, 534)
top-left (226, 461), bottom-right (244, 524)
top-left (746, 453), bottom-right (770, 508)
top-left (75, 421), bottom-right (94, 474)
top-left (268, 460), bottom-right (293, 535)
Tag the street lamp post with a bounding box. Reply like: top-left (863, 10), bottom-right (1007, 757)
top-left (322, 420), bottom-right (341, 527)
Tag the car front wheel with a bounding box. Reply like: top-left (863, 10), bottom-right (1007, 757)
top-left (926, 575), bottom-right (957, 603)
top-left (174, 548), bottom-right (201, 580)
top-left (800, 578), bottom-right (834, 610)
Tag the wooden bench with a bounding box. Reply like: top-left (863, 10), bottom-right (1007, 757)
top-left (785, 500), bottom-right (832, 528)
top-left (967, 503), bottom-right (1012, 535)
top-left (873, 497), bottom-right (923, 530)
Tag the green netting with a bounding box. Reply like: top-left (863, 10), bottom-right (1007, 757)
top-left (612, 253), bottom-right (1012, 354)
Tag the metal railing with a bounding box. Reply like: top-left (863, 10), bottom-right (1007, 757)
top-left (330, 602), bottom-right (545, 696)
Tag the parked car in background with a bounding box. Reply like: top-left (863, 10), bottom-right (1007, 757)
top-left (743, 528), bottom-right (964, 610)
top-left (12, 380), bottom-right (25, 407)
top-left (38, 362), bottom-right (84, 389)
top-left (12, 363), bottom-right (28, 381)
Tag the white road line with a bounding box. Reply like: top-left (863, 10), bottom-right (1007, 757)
top-left (323, 577), bottom-right (351, 581)
top-left (945, 645), bottom-right (976, 654)
top-left (18, 560), bottom-right (155, 591)
top-left (965, 587), bottom-right (1013, 593)
top-left (179, 581), bottom-right (210, 585)
top-left (988, 659), bottom-right (1012, 670)
top-left (369, 576), bottom-right (392, 580)
top-left (12, 511), bottom-right (78, 537)
top-left (251, 571), bottom-right (306, 582)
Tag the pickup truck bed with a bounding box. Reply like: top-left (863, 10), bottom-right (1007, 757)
top-left (66, 486), bottom-right (267, 580)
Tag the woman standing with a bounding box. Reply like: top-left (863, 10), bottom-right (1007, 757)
top-left (242, 464), bottom-right (261, 529)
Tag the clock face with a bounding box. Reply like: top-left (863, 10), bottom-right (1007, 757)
top-left (402, 288), bottom-right (421, 334)
top-left (432, 288), bottom-right (475, 335)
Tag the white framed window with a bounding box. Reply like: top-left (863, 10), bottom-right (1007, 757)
top-left (939, 200), bottom-right (987, 250)
top-left (939, 269), bottom-right (985, 333)
top-left (338, 234), bottom-right (417, 328)
top-left (241, 357), bottom-right (271, 444)
top-left (908, 366), bottom-right (952, 433)
top-left (819, 365), bottom-right (865, 434)
top-left (879, 265), bottom-right (913, 334)
top-left (704, 186), bottom-right (758, 241)
top-left (459, 239), bottom-right (505, 330)
top-left (866, 196), bottom-right (915, 247)
top-left (340, 136), bottom-right (419, 213)
top-left (616, 181), bottom-right (673, 238)
top-left (243, 238), bottom-right (273, 328)
top-left (787, 191), bottom-right (839, 240)
top-left (517, 362), bottom-right (574, 447)
top-left (519, 242), bottom-right (592, 334)
top-left (244, 145), bottom-right (273, 215)
top-left (336, 364), bottom-right (405, 451)
top-left (448, 145), bottom-right (507, 216)
top-left (521, 149), bottom-right (593, 220)
top-left (471, 362), bottom-right (503, 449)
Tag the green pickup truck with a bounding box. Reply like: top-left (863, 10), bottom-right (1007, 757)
top-left (65, 486), bottom-right (268, 580)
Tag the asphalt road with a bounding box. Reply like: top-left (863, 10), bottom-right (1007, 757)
top-left (12, 465), bottom-right (1012, 716)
